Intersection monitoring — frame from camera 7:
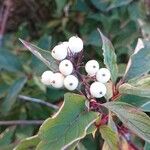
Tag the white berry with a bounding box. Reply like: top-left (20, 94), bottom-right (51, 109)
top-left (64, 75), bottom-right (79, 91)
top-left (41, 71), bottom-right (54, 85)
top-left (59, 59), bottom-right (73, 76)
top-left (85, 60), bottom-right (99, 76)
top-left (62, 41), bottom-right (69, 49)
top-left (51, 73), bottom-right (64, 88)
top-left (68, 36), bottom-right (83, 53)
top-left (51, 43), bottom-right (68, 60)
top-left (90, 82), bottom-right (106, 98)
top-left (96, 68), bottom-right (111, 83)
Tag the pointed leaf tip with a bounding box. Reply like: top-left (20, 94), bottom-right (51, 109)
top-left (19, 38), bottom-right (58, 72)
top-left (98, 29), bottom-right (118, 83)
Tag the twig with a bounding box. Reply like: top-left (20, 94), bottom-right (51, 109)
top-left (0, 0), bottom-right (12, 46)
top-left (0, 120), bottom-right (43, 125)
top-left (18, 95), bottom-right (59, 110)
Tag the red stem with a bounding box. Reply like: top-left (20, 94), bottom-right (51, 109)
top-left (95, 115), bottom-right (108, 128)
top-left (118, 125), bottom-right (141, 150)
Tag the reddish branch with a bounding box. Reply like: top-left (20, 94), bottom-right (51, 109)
top-left (111, 79), bottom-right (124, 101)
top-left (95, 115), bottom-right (108, 128)
top-left (118, 125), bottom-right (141, 150)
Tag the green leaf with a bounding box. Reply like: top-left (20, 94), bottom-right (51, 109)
top-left (119, 75), bottom-right (150, 98)
top-left (1, 77), bottom-right (27, 113)
top-left (119, 83), bottom-right (150, 98)
top-left (46, 87), bottom-right (66, 103)
top-left (37, 93), bottom-right (98, 150)
top-left (0, 48), bottom-right (23, 72)
top-left (140, 101), bottom-right (150, 112)
top-left (14, 135), bottom-right (40, 150)
top-left (76, 142), bottom-right (87, 150)
top-left (119, 94), bottom-right (150, 108)
top-left (144, 142), bottom-right (150, 150)
top-left (98, 29), bottom-right (118, 83)
top-left (67, 124), bottom-right (97, 150)
top-left (19, 39), bottom-right (58, 72)
top-left (128, 75), bottom-right (150, 87)
top-left (103, 102), bottom-right (150, 142)
top-left (100, 125), bottom-right (119, 150)
top-left (107, 0), bottom-right (133, 11)
top-left (86, 30), bottom-right (101, 46)
top-left (90, 0), bottom-right (109, 11)
top-left (55, 0), bottom-right (67, 15)
top-left (102, 112), bottom-right (119, 150)
top-left (0, 83), bottom-right (9, 98)
top-left (38, 34), bottom-right (52, 50)
top-left (31, 34), bottom-right (52, 75)
top-left (124, 41), bottom-right (150, 81)
top-left (0, 127), bottom-right (15, 147)
top-left (66, 141), bottom-right (79, 150)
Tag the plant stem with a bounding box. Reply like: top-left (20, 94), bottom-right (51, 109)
top-left (0, 0), bottom-right (12, 46)
top-left (118, 125), bottom-right (140, 150)
top-left (0, 120), bottom-right (43, 125)
top-left (18, 95), bottom-right (59, 110)
top-left (95, 114), bottom-right (108, 128)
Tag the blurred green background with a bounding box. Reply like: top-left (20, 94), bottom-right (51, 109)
top-left (0, 0), bottom-right (150, 149)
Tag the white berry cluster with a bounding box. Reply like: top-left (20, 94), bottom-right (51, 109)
top-left (41, 35), bottom-right (111, 99)
top-left (85, 60), bottom-right (110, 98)
top-left (41, 36), bottom-right (83, 91)
top-left (51, 36), bottom-right (83, 60)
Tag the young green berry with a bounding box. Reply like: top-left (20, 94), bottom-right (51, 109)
top-left (85, 60), bottom-right (99, 76)
top-left (59, 59), bottom-right (73, 76)
top-left (51, 73), bottom-right (64, 88)
top-left (64, 75), bottom-right (79, 91)
top-left (41, 70), bottom-right (54, 85)
top-left (51, 43), bottom-right (68, 60)
top-left (96, 68), bottom-right (111, 83)
top-left (68, 36), bottom-right (83, 53)
top-left (90, 82), bottom-right (106, 98)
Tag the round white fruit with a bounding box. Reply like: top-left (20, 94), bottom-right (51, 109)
top-left (59, 59), bottom-right (73, 76)
top-left (64, 75), bottom-right (79, 91)
top-left (68, 36), bottom-right (83, 53)
top-left (85, 60), bottom-right (99, 76)
top-left (96, 68), bottom-right (111, 83)
top-left (90, 82), bottom-right (106, 98)
top-left (51, 43), bottom-right (68, 60)
top-left (62, 41), bottom-right (69, 49)
top-left (41, 71), bottom-right (54, 85)
top-left (51, 73), bottom-right (64, 88)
